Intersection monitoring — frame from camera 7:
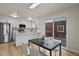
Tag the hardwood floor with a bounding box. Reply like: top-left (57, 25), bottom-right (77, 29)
top-left (0, 42), bottom-right (78, 56)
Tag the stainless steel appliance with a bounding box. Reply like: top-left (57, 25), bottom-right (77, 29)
top-left (0, 23), bottom-right (11, 43)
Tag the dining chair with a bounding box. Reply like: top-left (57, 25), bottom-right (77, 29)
top-left (44, 38), bottom-right (61, 56)
top-left (21, 43), bottom-right (47, 56)
top-left (53, 46), bottom-right (59, 56)
top-left (52, 39), bottom-right (61, 56)
top-left (29, 47), bottom-right (47, 56)
top-left (21, 43), bottom-right (30, 56)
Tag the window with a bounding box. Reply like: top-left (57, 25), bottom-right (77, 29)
top-left (57, 25), bottom-right (64, 32)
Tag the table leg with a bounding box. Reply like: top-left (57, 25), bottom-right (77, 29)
top-left (39, 46), bottom-right (40, 51)
top-left (28, 41), bottom-right (30, 47)
top-left (59, 43), bottom-right (61, 56)
top-left (50, 51), bottom-right (52, 56)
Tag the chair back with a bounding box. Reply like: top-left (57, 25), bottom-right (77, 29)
top-left (21, 43), bottom-right (30, 56)
top-left (29, 47), bottom-right (41, 56)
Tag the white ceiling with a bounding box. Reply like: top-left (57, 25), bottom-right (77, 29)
top-left (0, 3), bottom-right (79, 19)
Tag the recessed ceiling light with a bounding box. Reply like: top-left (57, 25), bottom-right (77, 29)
top-left (27, 17), bottom-right (32, 20)
top-left (29, 3), bottom-right (40, 10)
top-left (10, 12), bottom-right (19, 18)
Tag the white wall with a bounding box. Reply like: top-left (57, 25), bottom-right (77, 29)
top-left (39, 6), bottom-right (79, 53)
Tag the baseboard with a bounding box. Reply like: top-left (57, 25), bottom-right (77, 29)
top-left (62, 47), bottom-right (79, 56)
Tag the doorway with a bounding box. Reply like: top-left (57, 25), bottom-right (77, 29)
top-left (54, 20), bottom-right (66, 47)
top-left (45, 22), bottom-right (53, 37)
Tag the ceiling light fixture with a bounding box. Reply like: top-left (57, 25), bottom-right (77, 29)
top-left (10, 12), bottom-right (19, 18)
top-left (28, 17), bottom-right (32, 21)
top-left (29, 3), bottom-right (40, 10)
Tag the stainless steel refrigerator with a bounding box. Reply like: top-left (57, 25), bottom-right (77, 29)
top-left (0, 23), bottom-right (11, 43)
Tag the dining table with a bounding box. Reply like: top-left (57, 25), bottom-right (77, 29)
top-left (29, 38), bottom-right (61, 56)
